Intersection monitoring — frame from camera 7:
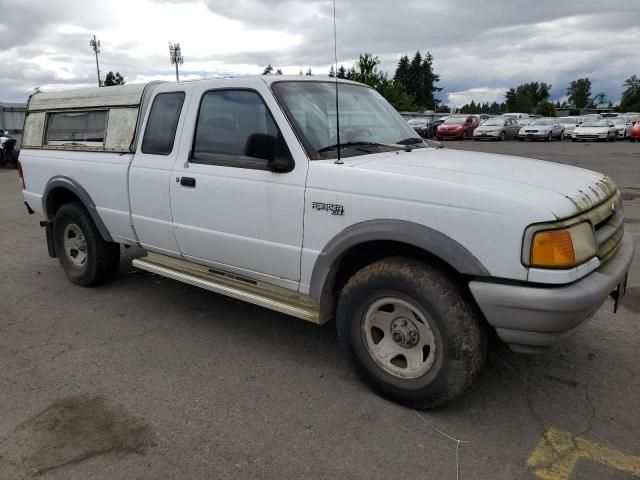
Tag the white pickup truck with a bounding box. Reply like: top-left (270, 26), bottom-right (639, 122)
top-left (18, 77), bottom-right (634, 408)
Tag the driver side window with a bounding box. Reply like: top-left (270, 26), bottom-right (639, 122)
top-left (191, 90), bottom-right (286, 169)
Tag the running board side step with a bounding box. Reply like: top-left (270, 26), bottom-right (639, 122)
top-left (132, 253), bottom-right (322, 324)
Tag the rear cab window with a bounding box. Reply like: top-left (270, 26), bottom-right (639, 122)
top-left (141, 92), bottom-right (186, 155)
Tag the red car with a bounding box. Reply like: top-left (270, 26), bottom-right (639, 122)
top-left (630, 120), bottom-right (640, 142)
top-left (436, 115), bottom-right (479, 140)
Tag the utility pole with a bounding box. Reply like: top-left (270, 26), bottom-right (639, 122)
top-left (89, 35), bottom-right (102, 87)
top-left (169, 43), bottom-right (184, 82)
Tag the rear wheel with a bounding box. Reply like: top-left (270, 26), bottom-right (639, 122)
top-left (500, 131), bottom-right (506, 141)
top-left (462, 131), bottom-right (467, 141)
top-left (336, 257), bottom-right (487, 409)
top-left (53, 202), bottom-right (120, 286)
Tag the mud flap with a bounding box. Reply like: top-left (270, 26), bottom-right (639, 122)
top-left (41, 221), bottom-right (58, 258)
top-left (611, 275), bottom-right (627, 313)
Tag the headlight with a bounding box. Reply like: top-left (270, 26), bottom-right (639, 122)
top-left (527, 222), bottom-right (596, 268)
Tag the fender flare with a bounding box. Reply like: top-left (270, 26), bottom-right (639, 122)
top-left (308, 219), bottom-right (490, 300)
top-left (42, 176), bottom-right (113, 242)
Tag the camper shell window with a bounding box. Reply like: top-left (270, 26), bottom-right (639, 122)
top-left (45, 110), bottom-right (108, 146)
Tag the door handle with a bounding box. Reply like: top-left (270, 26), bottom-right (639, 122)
top-left (180, 177), bottom-right (196, 187)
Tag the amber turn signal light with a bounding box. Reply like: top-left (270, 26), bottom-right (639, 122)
top-left (530, 230), bottom-right (576, 267)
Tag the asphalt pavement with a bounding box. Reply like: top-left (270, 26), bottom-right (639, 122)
top-left (1, 140), bottom-right (639, 479)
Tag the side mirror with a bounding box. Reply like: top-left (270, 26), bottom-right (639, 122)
top-left (244, 133), bottom-right (294, 173)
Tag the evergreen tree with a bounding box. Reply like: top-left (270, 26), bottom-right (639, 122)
top-left (349, 53), bottom-right (415, 110)
top-left (275, 68), bottom-right (283, 75)
top-left (262, 64), bottom-right (274, 75)
top-left (505, 82), bottom-right (550, 113)
top-left (393, 51), bottom-right (441, 110)
top-left (393, 56), bottom-right (410, 88)
top-left (536, 100), bottom-right (556, 117)
top-left (619, 75), bottom-right (640, 112)
top-left (566, 78), bottom-right (591, 109)
top-left (305, 68), bottom-right (313, 76)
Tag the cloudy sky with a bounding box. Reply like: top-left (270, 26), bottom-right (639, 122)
top-left (1, 0), bottom-right (639, 107)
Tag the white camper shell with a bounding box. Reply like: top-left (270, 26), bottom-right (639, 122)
top-left (22, 83), bottom-right (160, 152)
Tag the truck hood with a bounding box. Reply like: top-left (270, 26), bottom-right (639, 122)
top-left (341, 148), bottom-right (616, 218)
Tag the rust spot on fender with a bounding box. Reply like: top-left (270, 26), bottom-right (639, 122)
top-left (565, 176), bottom-right (617, 213)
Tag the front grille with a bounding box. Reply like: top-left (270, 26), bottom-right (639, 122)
top-left (591, 194), bottom-right (624, 261)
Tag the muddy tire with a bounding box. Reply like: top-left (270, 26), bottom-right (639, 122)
top-left (53, 202), bottom-right (120, 286)
top-left (336, 257), bottom-right (487, 409)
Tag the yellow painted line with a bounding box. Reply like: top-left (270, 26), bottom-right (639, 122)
top-left (528, 427), bottom-right (640, 479)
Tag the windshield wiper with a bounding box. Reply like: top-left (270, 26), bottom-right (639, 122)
top-left (317, 141), bottom-right (392, 153)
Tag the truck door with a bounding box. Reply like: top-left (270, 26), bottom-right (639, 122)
top-left (129, 86), bottom-right (191, 255)
top-left (169, 80), bottom-right (308, 290)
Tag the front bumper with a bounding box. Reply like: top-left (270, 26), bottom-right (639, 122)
top-left (518, 132), bottom-right (549, 139)
top-left (573, 133), bottom-right (608, 140)
top-left (474, 131), bottom-right (501, 139)
top-left (469, 232), bottom-right (634, 354)
top-left (438, 130), bottom-right (464, 138)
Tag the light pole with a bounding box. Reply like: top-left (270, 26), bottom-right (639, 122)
top-left (169, 43), bottom-right (184, 82)
top-left (89, 35), bottom-right (102, 87)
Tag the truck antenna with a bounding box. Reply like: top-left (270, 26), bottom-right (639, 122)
top-left (332, 0), bottom-right (343, 164)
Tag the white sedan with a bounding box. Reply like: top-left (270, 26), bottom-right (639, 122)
top-left (572, 119), bottom-right (618, 142)
top-left (611, 117), bottom-right (632, 139)
top-left (517, 118), bottom-right (564, 141)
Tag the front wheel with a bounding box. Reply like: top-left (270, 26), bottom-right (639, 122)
top-left (53, 202), bottom-right (120, 286)
top-left (336, 257), bottom-right (487, 409)
top-left (500, 131), bottom-right (506, 141)
top-left (546, 132), bottom-right (553, 141)
top-left (462, 131), bottom-right (467, 140)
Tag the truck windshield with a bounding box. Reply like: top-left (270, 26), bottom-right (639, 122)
top-left (271, 81), bottom-right (425, 160)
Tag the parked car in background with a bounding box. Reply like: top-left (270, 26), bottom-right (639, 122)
top-left (622, 113), bottom-right (640, 124)
top-left (629, 120), bottom-right (640, 142)
top-left (407, 118), bottom-right (431, 138)
top-left (501, 113), bottom-right (533, 127)
top-left (428, 117), bottom-right (447, 137)
top-left (436, 115), bottom-right (479, 140)
top-left (473, 116), bottom-right (520, 141)
top-left (518, 118), bottom-right (564, 141)
top-left (407, 117), bottom-right (447, 139)
top-left (572, 118), bottom-right (617, 142)
top-left (611, 117), bottom-right (631, 139)
top-left (558, 117), bottom-right (582, 139)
